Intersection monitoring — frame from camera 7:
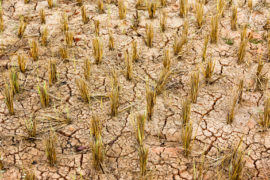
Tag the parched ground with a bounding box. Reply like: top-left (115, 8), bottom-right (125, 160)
top-left (0, 0), bottom-right (270, 179)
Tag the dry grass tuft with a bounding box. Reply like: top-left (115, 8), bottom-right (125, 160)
top-left (228, 139), bottom-right (245, 180)
top-left (163, 48), bottom-right (171, 69)
top-left (173, 19), bottom-right (188, 55)
top-left (231, 5), bottom-right (237, 31)
top-left (30, 40), bottom-right (38, 61)
top-left (91, 134), bottom-right (104, 170)
top-left (40, 9), bottom-right (46, 24)
top-left (59, 46), bottom-right (68, 60)
top-left (182, 121), bottom-right (193, 157)
top-left (147, 0), bottom-right (157, 19)
top-left (145, 23), bottom-right (154, 48)
top-left (109, 30), bottom-right (114, 50)
top-left (0, 11), bottom-right (3, 32)
top-left (237, 79), bottom-right (243, 103)
top-left (160, 10), bottom-right (167, 32)
top-left (18, 54), bottom-right (27, 73)
top-left (3, 84), bottom-right (14, 115)
top-left (37, 82), bottom-right (50, 108)
top-left (227, 93), bottom-right (238, 124)
top-left (25, 116), bottom-right (37, 138)
top-left (97, 0), bottom-right (105, 13)
top-left (135, 114), bottom-right (146, 146)
top-left (83, 58), bottom-right (91, 80)
top-left (81, 6), bottom-right (89, 24)
top-left (132, 40), bottom-right (138, 61)
top-left (210, 14), bottom-right (219, 43)
top-left (65, 31), bottom-right (73, 47)
top-left (90, 116), bottom-right (102, 140)
top-left (195, 0), bottom-right (204, 28)
top-left (259, 96), bottom-right (270, 128)
top-left (155, 67), bottom-right (171, 95)
top-left (61, 13), bottom-right (69, 32)
top-left (41, 27), bottom-right (48, 46)
top-left (124, 49), bottom-right (133, 80)
top-left (47, 0), bottom-right (53, 9)
top-left (48, 60), bottom-right (57, 86)
top-left (182, 97), bottom-right (191, 125)
top-left (9, 68), bottom-right (20, 94)
top-left (179, 0), bottom-right (188, 17)
top-left (255, 58), bottom-right (267, 91)
top-left (109, 71), bottom-right (120, 116)
top-left (94, 20), bottom-right (100, 36)
top-left (76, 78), bottom-right (90, 103)
top-left (248, 0), bottom-right (252, 10)
top-left (190, 71), bottom-right (199, 103)
top-left (217, 0), bottom-right (225, 16)
top-left (136, 0), bottom-right (144, 8)
top-left (18, 17), bottom-right (27, 38)
top-left (45, 130), bottom-right (57, 166)
top-left (203, 58), bottom-right (215, 83)
top-left (202, 35), bottom-right (209, 61)
top-left (139, 145), bottom-right (148, 177)
top-left (24, 169), bottom-right (36, 180)
top-left (237, 26), bottom-right (248, 64)
top-left (146, 83), bottom-right (156, 120)
top-left (161, 0), bottom-right (166, 6)
top-left (118, 0), bottom-right (127, 19)
top-left (92, 37), bottom-right (103, 64)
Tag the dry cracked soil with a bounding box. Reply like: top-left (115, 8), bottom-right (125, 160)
top-left (0, 0), bottom-right (270, 179)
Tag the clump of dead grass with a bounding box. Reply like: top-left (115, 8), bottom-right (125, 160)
top-left (160, 10), bottom-right (167, 32)
top-left (81, 6), bottom-right (89, 24)
top-left (118, 0), bottom-right (127, 19)
top-left (231, 5), bottom-right (237, 30)
top-left (109, 30), bottom-right (114, 50)
top-left (146, 83), bottom-right (156, 120)
top-left (3, 84), bottom-right (14, 115)
top-left (40, 9), bottom-right (46, 24)
top-left (18, 17), bottom-right (27, 38)
top-left (182, 121), bottom-right (193, 157)
top-left (203, 58), bottom-right (215, 83)
top-left (37, 82), bottom-right (50, 108)
top-left (179, 0), bottom-right (188, 17)
top-left (41, 27), bottom-right (48, 46)
top-left (145, 23), bottom-right (154, 48)
top-left (124, 49), bottom-right (133, 80)
top-left (76, 78), bottom-right (90, 103)
top-left (173, 19), bottom-right (188, 55)
top-left (45, 130), bottom-right (57, 166)
top-left (237, 25), bottom-right (248, 64)
top-left (147, 0), bottom-right (157, 19)
top-left (18, 54), bottom-right (27, 73)
top-left (9, 68), bottom-right (20, 94)
top-left (109, 70), bottom-right (120, 116)
top-left (92, 37), bottom-right (103, 64)
top-left (210, 14), bottom-right (219, 43)
top-left (190, 71), bottom-right (200, 103)
top-left (25, 115), bottom-right (37, 138)
top-left (48, 60), bottom-right (57, 86)
top-left (30, 40), bottom-right (38, 61)
top-left (83, 58), bottom-right (91, 80)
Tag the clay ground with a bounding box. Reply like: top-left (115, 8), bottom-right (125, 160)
top-left (0, 0), bottom-right (270, 179)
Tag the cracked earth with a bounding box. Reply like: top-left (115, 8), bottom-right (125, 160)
top-left (0, 0), bottom-right (270, 179)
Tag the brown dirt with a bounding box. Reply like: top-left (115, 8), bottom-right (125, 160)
top-left (0, 0), bottom-right (270, 179)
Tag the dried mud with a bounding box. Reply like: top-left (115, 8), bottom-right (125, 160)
top-left (0, 0), bottom-right (270, 179)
